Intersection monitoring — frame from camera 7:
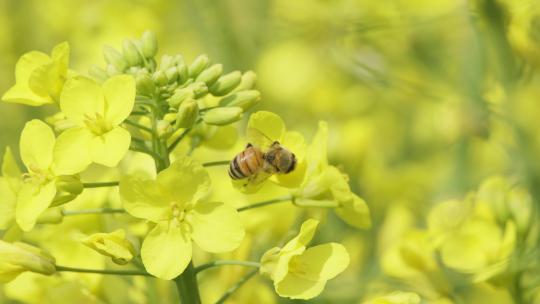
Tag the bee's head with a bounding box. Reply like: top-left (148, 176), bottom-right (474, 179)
top-left (284, 152), bottom-right (297, 174)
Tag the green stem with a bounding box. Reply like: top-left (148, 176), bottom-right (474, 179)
top-left (202, 160), bottom-right (230, 167)
top-left (56, 265), bottom-right (152, 277)
top-left (61, 208), bottom-right (126, 216)
top-left (215, 269), bottom-right (258, 304)
top-left (82, 181), bottom-right (119, 188)
top-left (194, 260), bottom-right (260, 274)
top-left (150, 111), bottom-right (200, 303)
top-left (237, 196), bottom-right (293, 212)
top-left (174, 261), bottom-right (201, 304)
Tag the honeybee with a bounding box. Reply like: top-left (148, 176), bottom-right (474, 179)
top-left (229, 141), bottom-right (297, 185)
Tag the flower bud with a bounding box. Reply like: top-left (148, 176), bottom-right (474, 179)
top-left (171, 55), bottom-right (189, 83)
top-left (141, 31), bottom-right (158, 58)
top-left (36, 208), bottom-right (63, 225)
top-left (122, 39), bottom-right (143, 66)
top-left (188, 54), bottom-right (210, 78)
top-left (160, 54), bottom-right (175, 71)
top-left (176, 99), bottom-right (199, 128)
top-left (148, 58), bottom-right (157, 71)
top-left (168, 88), bottom-right (193, 108)
top-left (163, 113), bottom-right (177, 123)
top-left (235, 70), bottom-right (257, 91)
top-left (165, 66), bottom-right (179, 83)
top-left (203, 107), bottom-right (243, 126)
top-left (103, 46), bottom-right (128, 72)
top-left (88, 65), bottom-right (108, 82)
top-left (188, 81), bottom-right (209, 98)
top-left (55, 175), bottom-right (83, 196)
top-left (152, 70), bottom-right (168, 87)
top-left (136, 73), bottom-right (156, 96)
top-left (106, 64), bottom-right (121, 77)
top-left (210, 71), bottom-right (242, 96)
top-left (50, 175), bottom-right (83, 207)
top-left (0, 240), bottom-right (56, 282)
top-left (196, 64), bottom-right (223, 86)
top-left (219, 90), bottom-right (261, 110)
top-left (82, 229), bottom-right (136, 265)
top-left (157, 120), bottom-right (173, 138)
top-left (46, 112), bottom-right (77, 133)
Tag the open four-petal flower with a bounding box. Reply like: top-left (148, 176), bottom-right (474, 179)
top-left (54, 75), bottom-right (135, 174)
top-left (260, 219), bottom-right (349, 300)
top-left (120, 157), bottom-right (245, 279)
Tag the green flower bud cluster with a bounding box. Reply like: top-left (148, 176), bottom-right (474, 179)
top-left (89, 30), bottom-right (158, 82)
top-left (156, 53), bottom-right (260, 129)
top-left (89, 31), bottom-right (260, 135)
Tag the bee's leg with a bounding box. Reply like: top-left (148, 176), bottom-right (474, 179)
top-left (272, 141), bottom-right (280, 146)
top-left (246, 143), bottom-right (253, 148)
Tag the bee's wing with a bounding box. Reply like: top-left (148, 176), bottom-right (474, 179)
top-left (246, 127), bottom-right (274, 151)
top-left (232, 170), bottom-right (272, 194)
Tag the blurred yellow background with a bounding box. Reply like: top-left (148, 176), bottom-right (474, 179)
top-left (2, 0), bottom-right (540, 303)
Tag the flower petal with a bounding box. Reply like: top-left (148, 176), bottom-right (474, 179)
top-left (157, 157), bottom-right (210, 205)
top-left (14, 51), bottom-right (50, 83)
top-left (19, 120), bottom-right (55, 172)
top-left (275, 273), bottom-right (326, 300)
top-left (53, 127), bottom-right (93, 175)
top-left (0, 178), bottom-right (16, 229)
top-left (2, 147), bottom-right (22, 191)
top-left (247, 111), bottom-right (285, 147)
top-left (103, 75), bottom-right (136, 125)
top-left (15, 181), bottom-right (57, 231)
top-left (282, 218), bottom-right (319, 252)
top-left (119, 175), bottom-right (170, 222)
top-left (51, 42), bottom-right (70, 74)
top-left (141, 222), bottom-right (192, 280)
top-left (190, 202), bottom-right (245, 253)
top-left (90, 126), bottom-right (131, 167)
top-left (60, 76), bottom-right (105, 125)
top-left (1, 84), bottom-right (53, 106)
top-left (293, 243), bottom-right (350, 281)
top-left (334, 194), bottom-right (371, 229)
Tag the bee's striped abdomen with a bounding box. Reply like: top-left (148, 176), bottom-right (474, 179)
top-left (228, 146), bottom-right (263, 180)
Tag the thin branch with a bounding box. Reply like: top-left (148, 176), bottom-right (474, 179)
top-left (130, 110), bottom-right (149, 116)
top-left (202, 160), bottom-right (230, 167)
top-left (124, 119), bottom-right (154, 133)
top-left (82, 181), bottom-right (119, 188)
top-left (215, 269), bottom-right (258, 304)
top-left (56, 265), bottom-right (152, 277)
top-left (194, 260), bottom-right (260, 275)
top-left (129, 145), bottom-right (160, 159)
top-left (237, 196), bottom-right (293, 212)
